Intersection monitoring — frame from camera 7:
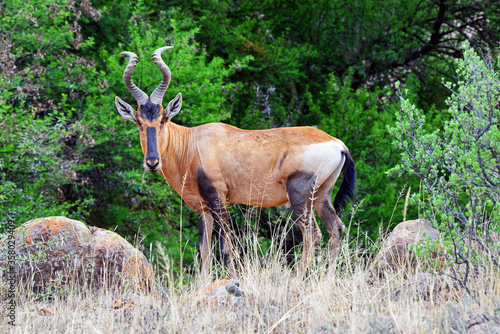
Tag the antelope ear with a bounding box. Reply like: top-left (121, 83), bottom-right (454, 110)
top-left (166, 93), bottom-right (182, 120)
top-left (115, 96), bottom-right (136, 122)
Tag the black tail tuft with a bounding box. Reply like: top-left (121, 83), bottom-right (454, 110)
top-left (333, 150), bottom-right (357, 215)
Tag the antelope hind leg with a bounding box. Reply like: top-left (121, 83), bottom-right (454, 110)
top-left (286, 171), bottom-right (322, 278)
top-left (314, 198), bottom-right (345, 270)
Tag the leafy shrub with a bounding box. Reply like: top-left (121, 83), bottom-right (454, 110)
top-left (389, 42), bottom-right (500, 290)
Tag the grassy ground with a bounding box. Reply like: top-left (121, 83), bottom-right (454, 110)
top-left (1, 225), bottom-right (499, 333)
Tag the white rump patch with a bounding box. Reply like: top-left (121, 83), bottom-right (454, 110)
top-left (299, 141), bottom-right (345, 184)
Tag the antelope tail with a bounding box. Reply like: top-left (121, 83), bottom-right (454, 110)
top-left (333, 150), bottom-right (357, 215)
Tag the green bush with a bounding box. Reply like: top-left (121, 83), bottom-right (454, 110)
top-left (0, 0), bottom-right (100, 223)
top-left (389, 42), bottom-right (500, 289)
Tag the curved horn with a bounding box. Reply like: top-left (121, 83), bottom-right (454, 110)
top-left (150, 46), bottom-right (174, 104)
top-left (120, 51), bottom-right (148, 106)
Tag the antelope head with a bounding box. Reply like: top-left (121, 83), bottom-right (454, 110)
top-left (115, 46), bottom-right (182, 172)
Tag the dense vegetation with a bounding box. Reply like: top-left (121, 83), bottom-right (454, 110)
top-left (1, 0), bottom-right (499, 273)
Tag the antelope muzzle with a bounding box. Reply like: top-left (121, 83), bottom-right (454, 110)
top-left (145, 127), bottom-right (161, 172)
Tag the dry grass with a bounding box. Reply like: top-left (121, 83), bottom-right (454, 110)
top-left (1, 224), bottom-right (499, 334)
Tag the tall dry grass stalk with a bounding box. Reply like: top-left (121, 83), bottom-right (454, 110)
top-left (1, 219), bottom-right (499, 334)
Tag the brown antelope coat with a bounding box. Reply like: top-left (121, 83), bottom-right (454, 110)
top-left (115, 47), bottom-right (356, 278)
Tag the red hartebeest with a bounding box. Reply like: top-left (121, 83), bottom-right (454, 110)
top-left (115, 46), bottom-right (356, 278)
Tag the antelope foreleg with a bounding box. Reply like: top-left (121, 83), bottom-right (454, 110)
top-left (196, 169), bottom-right (235, 278)
top-left (198, 210), bottom-right (214, 281)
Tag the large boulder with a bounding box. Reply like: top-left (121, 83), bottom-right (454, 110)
top-left (0, 216), bottom-right (153, 293)
top-left (371, 219), bottom-right (440, 277)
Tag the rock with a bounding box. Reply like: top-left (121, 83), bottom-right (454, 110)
top-left (0, 216), bottom-right (153, 294)
top-left (193, 279), bottom-right (254, 310)
top-left (392, 272), bottom-right (457, 301)
top-left (86, 226), bottom-right (154, 291)
top-left (371, 219), bottom-right (440, 276)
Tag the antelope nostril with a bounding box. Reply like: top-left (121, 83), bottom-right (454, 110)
top-left (146, 159), bottom-right (159, 169)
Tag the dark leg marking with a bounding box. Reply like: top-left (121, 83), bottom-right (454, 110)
top-left (286, 171), bottom-right (322, 277)
top-left (286, 170), bottom-right (316, 212)
top-left (197, 169), bottom-right (220, 208)
top-left (197, 169), bottom-right (233, 268)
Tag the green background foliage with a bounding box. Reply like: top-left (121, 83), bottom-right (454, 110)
top-left (1, 0), bottom-right (499, 273)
